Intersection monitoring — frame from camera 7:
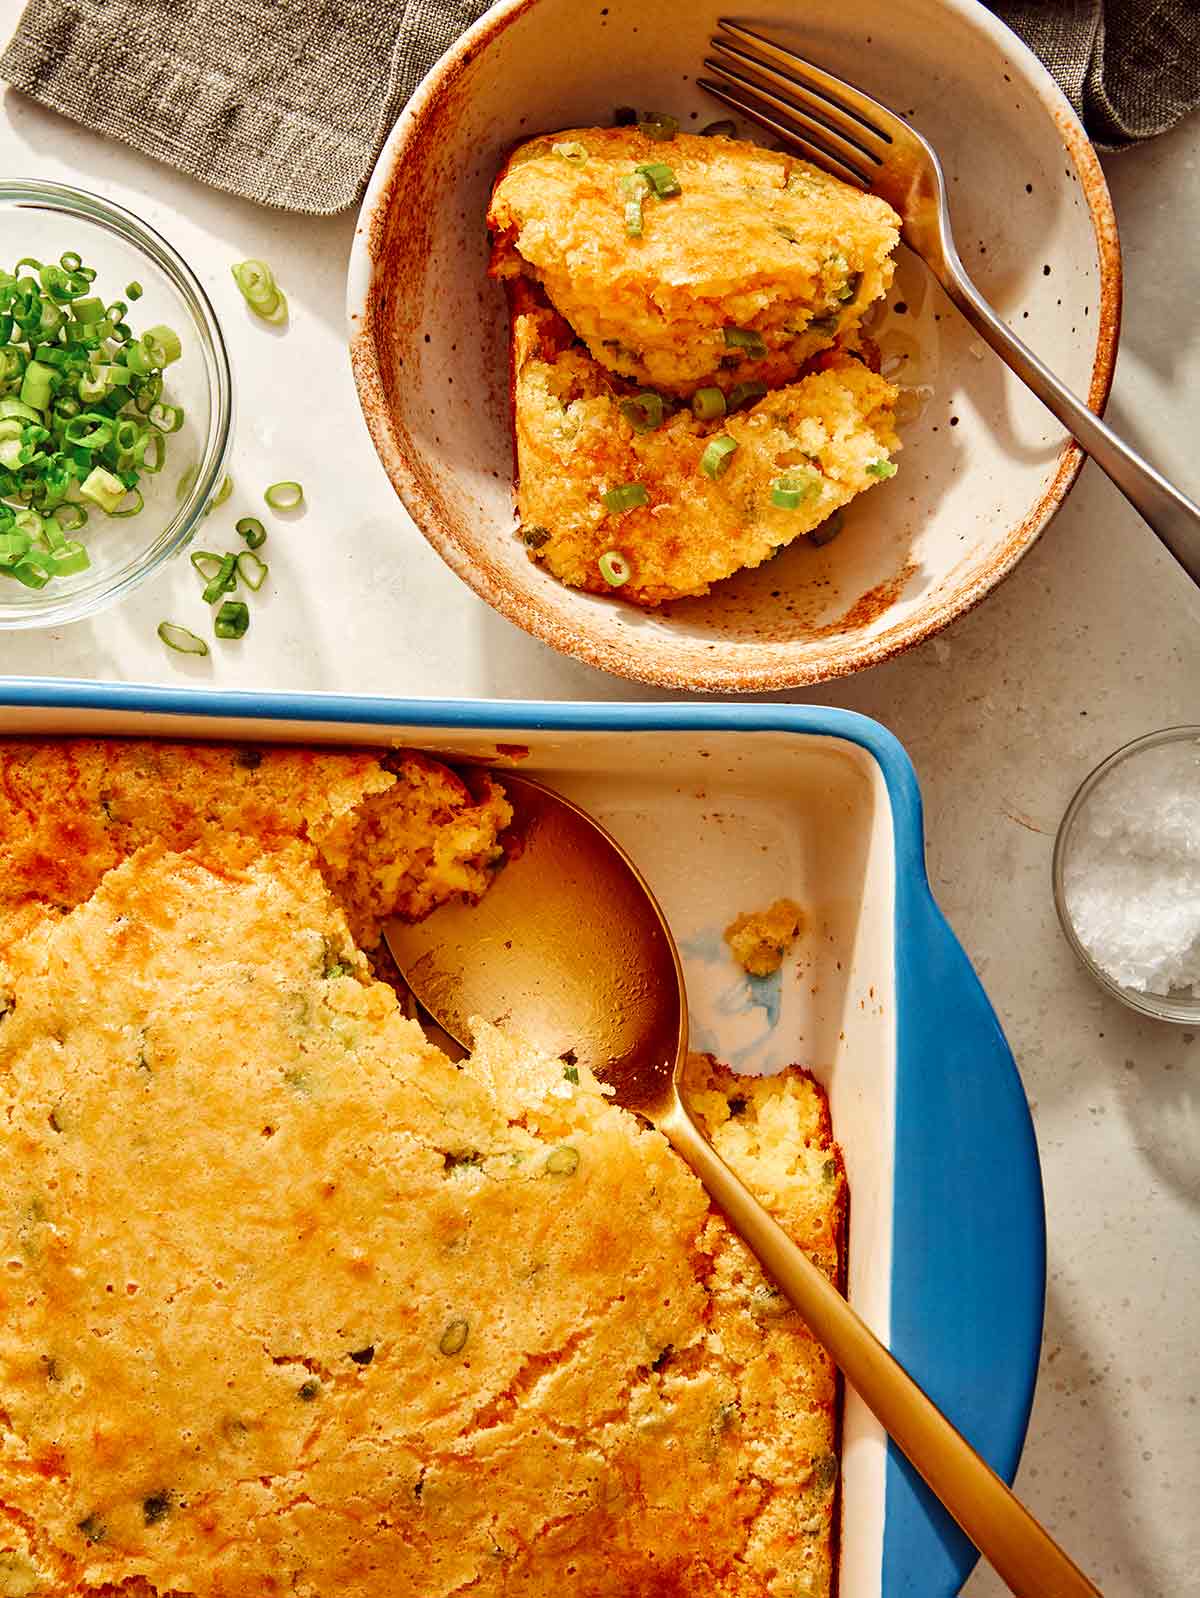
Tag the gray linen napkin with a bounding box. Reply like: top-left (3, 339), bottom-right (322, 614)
top-left (2, 0), bottom-right (1197, 216)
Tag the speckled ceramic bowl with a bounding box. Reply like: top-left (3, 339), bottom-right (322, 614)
top-left (347, 0), bottom-right (1120, 691)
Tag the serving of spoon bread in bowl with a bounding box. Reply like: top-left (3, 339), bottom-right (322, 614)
top-left (348, 0), bottom-right (1118, 689)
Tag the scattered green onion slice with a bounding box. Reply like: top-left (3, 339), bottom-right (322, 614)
top-left (810, 509), bottom-right (845, 546)
top-left (773, 222), bottom-right (800, 245)
top-left (598, 550), bottom-right (631, 587)
top-left (264, 480), bottom-right (303, 510)
top-left (189, 549), bottom-right (226, 583)
top-left (125, 281), bottom-right (143, 300)
top-left (866, 459), bottom-right (897, 479)
top-left (624, 198), bottom-right (645, 237)
top-left (601, 482), bottom-right (649, 514)
top-left (771, 469), bottom-right (822, 509)
top-left (235, 549), bottom-right (268, 590)
top-left (439, 1318), bottom-right (469, 1356)
top-left (700, 118), bottom-right (737, 138)
top-left (837, 271), bottom-right (862, 304)
top-left (236, 516), bottom-right (267, 549)
top-left (157, 620), bottom-right (209, 656)
top-left (620, 171), bottom-right (650, 238)
top-left (808, 313), bottom-right (839, 333)
top-left (545, 1145), bottom-right (581, 1175)
top-left (210, 473), bottom-right (233, 509)
top-left (700, 435), bottom-right (738, 480)
top-left (723, 326), bottom-right (767, 358)
top-left (214, 599), bottom-right (250, 639)
top-left (201, 552), bottom-right (237, 603)
top-left (634, 161), bottom-right (681, 199)
top-left (619, 391), bottom-right (664, 433)
top-left (638, 112), bottom-right (678, 141)
top-left (551, 140), bottom-right (588, 165)
top-left (691, 386), bottom-right (727, 421)
top-left (232, 259), bottom-right (288, 325)
top-left (727, 381), bottom-right (768, 411)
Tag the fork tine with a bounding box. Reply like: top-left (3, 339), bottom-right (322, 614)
top-left (697, 73), bottom-right (873, 189)
top-left (716, 19), bottom-right (897, 146)
top-left (709, 38), bottom-right (886, 166)
top-left (705, 48), bottom-right (883, 176)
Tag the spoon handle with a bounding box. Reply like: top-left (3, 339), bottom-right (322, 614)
top-left (660, 1097), bottom-right (1102, 1598)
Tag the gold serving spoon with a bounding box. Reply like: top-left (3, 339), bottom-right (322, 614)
top-left (385, 773), bottom-right (1102, 1598)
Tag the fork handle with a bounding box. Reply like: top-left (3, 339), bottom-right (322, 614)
top-left (934, 253), bottom-right (1200, 586)
top-left (660, 1096), bottom-right (1103, 1598)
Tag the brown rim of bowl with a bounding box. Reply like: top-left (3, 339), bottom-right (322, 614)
top-left (348, 0), bottom-right (1122, 693)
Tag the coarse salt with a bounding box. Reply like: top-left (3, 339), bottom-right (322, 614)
top-left (1062, 737), bottom-right (1200, 997)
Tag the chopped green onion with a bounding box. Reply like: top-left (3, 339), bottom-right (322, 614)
top-left (773, 222), bottom-right (800, 245)
top-left (264, 480), bottom-right (303, 510)
top-left (723, 326), bottom-right (767, 358)
top-left (149, 401), bottom-right (183, 433)
top-left (598, 550), bottom-right (631, 587)
top-left (771, 469), bottom-right (822, 509)
top-left (700, 435), bottom-right (738, 480)
top-left (866, 459), bottom-right (897, 479)
top-left (727, 381), bottom-right (768, 411)
top-left (0, 245), bottom-right (186, 583)
top-left (235, 550), bottom-right (268, 590)
top-left (810, 509), bottom-right (844, 546)
top-left (439, 1318), bottom-right (469, 1356)
top-left (141, 324), bottom-right (182, 366)
top-left (157, 620), bottom-right (209, 656)
top-left (613, 105), bottom-right (638, 126)
top-left (214, 599), bottom-right (250, 639)
top-left (47, 540), bottom-right (89, 575)
top-left (189, 550), bottom-right (225, 582)
top-left (638, 112), bottom-right (678, 141)
top-left (201, 552), bottom-right (237, 603)
top-left (808, 313), bottom-right (839, 333)
top-left (634, 161), bottom-right (681, 199)
top-left (236, 516), bottom-right (267, 549)
top-left (551, 140), bottom-right (588, 165)
top-left (701, 119), bottom-right (737, 138)
top-left (620, 171), bottom-right (650, 238)
top-left (125, 281), bottom-right (143, 300)
top-left (232, 259), bottom-right (288, 325)
top-left (521, 524), bottom-right (550, 549)
top-left (691, 386), bottom-right (726, 421)
top-left (619, 392), bottom-right (664, 433)
top-left (211, 473), bottom-right (233, 508)
top-left (545, 1145), bottom-right (580, 1175)
top-left (79, 466), bottom-right (127, 515)
top-left (601, 482), bottom-right (649, 514)
top-left (837, 271), bottom-right (862, 304)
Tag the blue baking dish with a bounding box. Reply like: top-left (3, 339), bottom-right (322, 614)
top-left (0, 681), bottom-right (1045, 1597)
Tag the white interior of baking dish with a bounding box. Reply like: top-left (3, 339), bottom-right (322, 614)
top-left (349, 0), bottom-right (1116, 689)
top-left (0, 706), bottom-right (898, 1594)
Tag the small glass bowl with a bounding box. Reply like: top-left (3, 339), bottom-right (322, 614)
top-left (0, 180), bottom-right (232, 628)
top-left (1053, 726), bottom-right (1200, 1024)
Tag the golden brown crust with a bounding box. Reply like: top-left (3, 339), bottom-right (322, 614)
top-left (0, 741), bottom-right (846, 1597)
top-left (0, 738), bottom-right (511, 950)
top-left (488, 126), bottom-right (899, 395)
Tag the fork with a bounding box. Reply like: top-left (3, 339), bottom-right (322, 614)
top-left (701, 20), bottom-right (1200, 588)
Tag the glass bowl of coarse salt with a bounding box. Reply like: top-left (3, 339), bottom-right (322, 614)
top-left (1053, 726), bottom-right (1200, 1023)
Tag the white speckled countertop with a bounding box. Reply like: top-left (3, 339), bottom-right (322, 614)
top-left (2, 19), bottom-right (1198, 1592)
